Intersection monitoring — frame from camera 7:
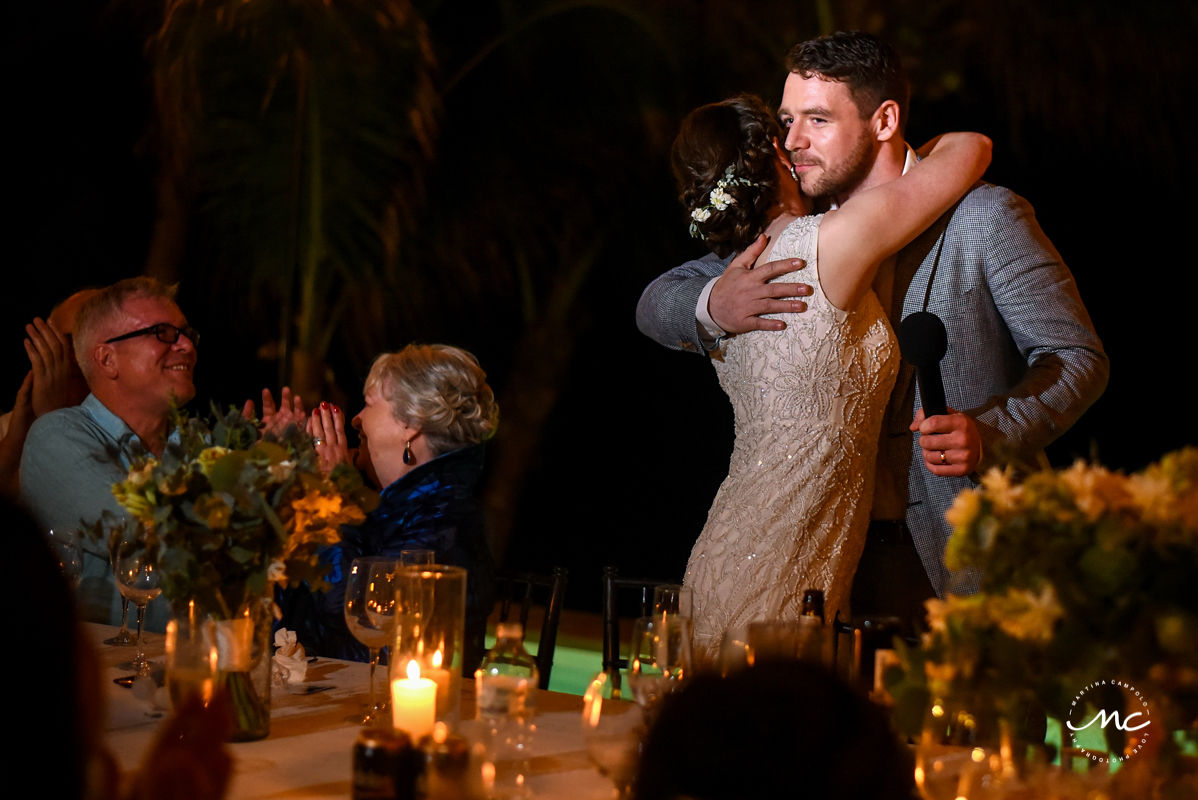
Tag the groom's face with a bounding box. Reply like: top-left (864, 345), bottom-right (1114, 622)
top-left (779, 72), bottom-right (877, 202)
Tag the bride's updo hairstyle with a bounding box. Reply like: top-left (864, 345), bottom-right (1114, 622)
top-left (672, 94), bottom-right (783, 258)
top-left (365, 344), bottom-right (499, 458)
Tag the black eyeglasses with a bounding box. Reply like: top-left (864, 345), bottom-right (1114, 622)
top-left (104, 322), bottom-right (200, 347)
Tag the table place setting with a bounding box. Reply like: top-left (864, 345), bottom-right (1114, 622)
top-left (90, 620), bottom-right (623, 800)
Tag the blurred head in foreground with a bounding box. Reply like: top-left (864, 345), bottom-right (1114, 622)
top-left (633, 660), bottom-right (915, 800)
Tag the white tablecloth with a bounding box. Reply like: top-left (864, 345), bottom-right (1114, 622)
top-left (88, 623), bottom-right (622, 799)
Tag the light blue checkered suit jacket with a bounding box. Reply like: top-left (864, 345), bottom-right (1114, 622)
top-left (635, 183), bottom-right (1109, 597)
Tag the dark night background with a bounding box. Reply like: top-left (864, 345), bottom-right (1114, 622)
top-left (6, 1), bottom-right (1196, 611)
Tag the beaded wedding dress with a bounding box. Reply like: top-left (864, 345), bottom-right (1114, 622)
top-left (684, 214), bottom-right (899, 658)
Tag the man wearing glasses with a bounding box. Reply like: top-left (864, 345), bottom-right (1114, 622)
top-left (20, 276), bottom-right (198, 625)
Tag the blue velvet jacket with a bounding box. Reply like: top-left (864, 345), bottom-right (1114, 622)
top-left (277, 444), bottom-right (495, 669)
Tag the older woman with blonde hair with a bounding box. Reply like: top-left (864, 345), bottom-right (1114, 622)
top-left (279, 343), bottom-right (499, 668)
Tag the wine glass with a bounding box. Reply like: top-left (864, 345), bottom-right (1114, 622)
top-left (345, 556), bottom-right (398, 724)
top-left (365, 560), bottom-right (401, 715)
top-left (914, 697), bottom-right (1014, 800)
top-left (581, 671), bottom-right (645, 799)
top-left (103, 531), bottom-right (135, 646)
top-left (718, 625), bottom-right (751, 675)
top-left (652, 584), bottom-right (693, 618)
top-left (104, 601), bottom-right (135, 646)
top-left (399, 548), bottom-right (435, 566)
top-left (746, 620), bottom-right (808, 664)
top-left (46, 529), bottom-right (84, 585)
top-left (626, 616), bottom-right (692, 715)
top-left (113, 541), bottom-right (162, 677)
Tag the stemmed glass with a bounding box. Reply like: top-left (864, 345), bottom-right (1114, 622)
top-left (113, 540), bottom-right (162, 677)
top-left (103, 532), bottom-right (135, 646)
top-left (366, 559), bottom-right (401, 715)
top-left (345, 556), bottom-right (398, 724)
top-left (104, 600), bottom-right (135, 646)
top-left (652, 584), bottom-right (693, 618)
top-left (914, 697), bottom-right (1014, 800)
top-left (718, 625), bottom-right (751, 675)
top-left (46, 529), bottom-right (84, 585)
top-left (626, 615), bottom-right (693, 715)
top-left (581, 671), bottom-right (645, 799)
top-left (399, 548), bottom-right (435, 566)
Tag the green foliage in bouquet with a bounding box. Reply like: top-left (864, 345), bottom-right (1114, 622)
top-left (888, 448), bottom-right (1198, 757)
top-left (92, 405), bottom-right (378, 618)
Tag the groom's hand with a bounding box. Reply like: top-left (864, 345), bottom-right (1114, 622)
top-left (911, 407), bottom-right (982, 477)
top-left (708, 234), bottom-right (812, 334)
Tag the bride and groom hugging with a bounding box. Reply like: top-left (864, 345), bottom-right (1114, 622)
top-left (636, 31), bottom-right (1109, 656)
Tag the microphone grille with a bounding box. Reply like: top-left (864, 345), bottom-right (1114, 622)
top-left (898, 311), bottom-right (948, 366)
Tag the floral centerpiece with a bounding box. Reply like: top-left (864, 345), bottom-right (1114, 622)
top-left (92, 405), bottom-right (377, 738)
top-left (888, 448), bottom-right (1198, 785)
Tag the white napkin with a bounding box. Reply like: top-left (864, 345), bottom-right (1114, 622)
top-left (272, 628), bottom-right (309, 685)
top-left (132, 667), bottom-right (170, 713)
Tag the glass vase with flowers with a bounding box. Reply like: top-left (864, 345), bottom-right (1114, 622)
top-left (92, 405), bottom-right (377, 740)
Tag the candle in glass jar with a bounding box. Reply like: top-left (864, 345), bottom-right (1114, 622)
top-left (391, 660), bottom-right (436, 738)
top-left (426, 649), bottom-right (453, 715)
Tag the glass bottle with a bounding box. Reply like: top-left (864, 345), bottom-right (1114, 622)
top-left (797, 588), bottom-right (826, 663)
top-left (800, 588), bottom-right (825, 623)
top-left (475, 623), bottom-right (538, 798)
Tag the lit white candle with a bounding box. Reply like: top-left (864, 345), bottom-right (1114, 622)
top-left (391, 659), bottom-right (436, 738)
top-left (426, 648), bottom-right (453, 716)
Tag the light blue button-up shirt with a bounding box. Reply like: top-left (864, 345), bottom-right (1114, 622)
top-left (20, 394), bottom-right (168, 629)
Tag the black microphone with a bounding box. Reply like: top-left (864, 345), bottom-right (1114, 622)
top-left (898, 311), bottom-right (948, 417)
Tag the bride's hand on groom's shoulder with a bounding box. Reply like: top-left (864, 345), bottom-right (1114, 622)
top-left (709, 235), bottom-right (812, 335)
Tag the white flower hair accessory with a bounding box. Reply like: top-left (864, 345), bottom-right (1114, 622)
top-left (688, 165), bottom-right (759, 239)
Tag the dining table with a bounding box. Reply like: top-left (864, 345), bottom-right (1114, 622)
top-left (89, 623), bottom-right (625, 799)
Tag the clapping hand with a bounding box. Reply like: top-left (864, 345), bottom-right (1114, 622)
top-left (25, 317), bottom-right (83, 416)
top-left (243, 387), bottom-right (308, 436)
top-left (708, 234), bottom-right (812, 335)
top-left (307, 402), bottom-right (353, 475)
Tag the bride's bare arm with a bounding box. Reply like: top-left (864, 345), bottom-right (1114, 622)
top-left (817, 132), bottom-right (992, 309)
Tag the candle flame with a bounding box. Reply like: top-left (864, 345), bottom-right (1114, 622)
top-left (406, 659), bottom-right (421, 680)
top-left (433, 649), bottom-right (443, 669)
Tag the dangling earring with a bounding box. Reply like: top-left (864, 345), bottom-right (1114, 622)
top-left (789, 164), bottom-right (799, 182)
top-left (403, 439), bottom-right (415, 465)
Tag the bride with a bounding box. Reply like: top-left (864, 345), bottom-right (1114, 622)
top-left (673, 95), bottom-right (990, 656)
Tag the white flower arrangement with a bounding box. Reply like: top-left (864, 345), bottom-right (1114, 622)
top-left (688, 165), bottom-right (759, 239)
top-left (888, 447), bottom-right (1198, 762)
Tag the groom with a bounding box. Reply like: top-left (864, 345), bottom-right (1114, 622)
top-left (636, 31), bottom-right (1108, 628)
